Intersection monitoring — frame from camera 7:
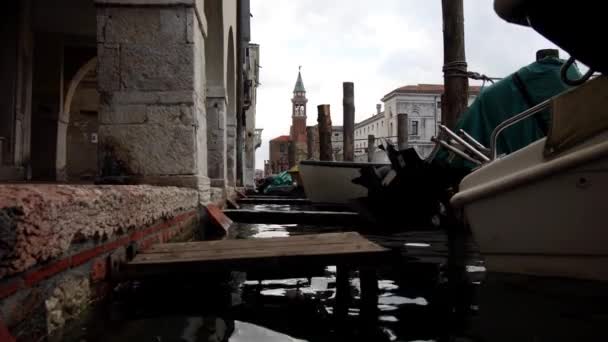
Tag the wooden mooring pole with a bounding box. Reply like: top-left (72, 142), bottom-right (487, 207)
top-left (397, 113), bottom-right (409, 150)
top-left (441, 0), bottom-right (469, 130)
top-left (343, 82), bottom-right (355, 161)
top-left (317, 104), bottom-right (333, 161)
top-left (306, 126), bottom-right (315, 160)
top-left (367, 134), bottom-right (375, 162)
top-left (442, 0), bottom-right (470, 334)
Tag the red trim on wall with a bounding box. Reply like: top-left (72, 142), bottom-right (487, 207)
top-left (0, 279), bottom-right (22, 299)
top-left (23, 258), bottom-right (71, 287)
top-left (0, 210), bottom-right (198, 299)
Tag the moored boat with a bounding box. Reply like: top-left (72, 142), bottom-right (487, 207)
top-left (451, 76), bottom-right (608, 281)
top-left (298, 160), bottom-right (389, 204)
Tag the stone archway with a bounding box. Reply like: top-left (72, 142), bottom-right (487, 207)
top-left (56, 57), bottom-right (99, 181)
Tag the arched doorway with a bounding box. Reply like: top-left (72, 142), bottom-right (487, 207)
top-left (59, 56), bottom-right (99, 181)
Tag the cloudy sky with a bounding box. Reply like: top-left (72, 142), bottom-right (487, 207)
top-left (251, 0), bottom-right (564, 170)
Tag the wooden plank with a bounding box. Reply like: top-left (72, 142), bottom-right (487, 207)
top-left (133, 243), bottom-right (381, 264)
top-left (125, 233), bottom-right (389, 278)
top-left (145, 232), bottom-right (362, 253)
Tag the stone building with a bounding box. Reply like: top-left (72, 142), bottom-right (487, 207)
top-left (0, 0), bottom-right (260, 201)
top-left (0, 0), bottom-right (260, 339)
top-left (269, 135), bottom-right (290, 174)
top-left (353, 84), bottom-right (481, 161)
top-left (381, 84), bottom-right (480, 158)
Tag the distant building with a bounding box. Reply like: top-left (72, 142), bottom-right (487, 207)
top-left (354, 84), bottom-right (481, 161)
top-left (269, 135), bottom-right (290, 174)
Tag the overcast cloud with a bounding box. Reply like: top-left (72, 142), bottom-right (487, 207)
top-left (251, 0), bottom-right (564, 170)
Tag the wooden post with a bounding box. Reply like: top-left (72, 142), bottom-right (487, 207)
top-left (342, 82), bottom-right (355, 161)
top-left (335, 265), bottom-right (350, 322)
top-left (397, 113), bottom-right (409, 150)
top-left (360, 267), bottom-right (379, 324)
top-left (442, 0), bottom-right (470, 330)
top-left (367, 135), bottom-right (375, 162)
top-left (441, 0), bottom-right (469, 130)
top-left (317, 104), bottom-right (333, 161)
top-left (306, 126), bottom-right (315, 160)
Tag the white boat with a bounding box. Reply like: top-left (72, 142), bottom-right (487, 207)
top-left (298, 160), bottom-right (389, 204)
top-left (451, 76), bottom-right (608, 281)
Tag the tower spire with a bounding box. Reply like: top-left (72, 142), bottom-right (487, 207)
top-left (293, 66), bottom-right (306, 93)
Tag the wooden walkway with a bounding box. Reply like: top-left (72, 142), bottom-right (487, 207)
top-left (125, 232), bottom-right (387, 276)
top-left (124, 232), bottom-right (390, 322)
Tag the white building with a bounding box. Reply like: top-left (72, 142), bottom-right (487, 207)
top-left (355, 84), bottom-right (480, 161)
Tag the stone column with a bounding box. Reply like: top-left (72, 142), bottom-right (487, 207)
top-left (207, 88), bottom-right (227, 188)
top-left (95, 0), bottom-right (210, 202)
top-left (397, 113), bottom-right (409, 150)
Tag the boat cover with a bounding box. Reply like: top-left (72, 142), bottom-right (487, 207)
top-left (263, 171), bottom-right (293, 194)
top-left (436, 57), bottom-right (581, 169)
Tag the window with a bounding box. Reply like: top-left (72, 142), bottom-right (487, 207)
top-left (280, 143), bottom-right (286, 153)
top-left (382, 121), bottom-right (384, 127)
top-left (411, 120), bottom-right (419, 136)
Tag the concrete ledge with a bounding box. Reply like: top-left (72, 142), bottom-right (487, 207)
top-left (0, 208), bottom-right (199, 340)
top-left (0, 184), bottom-right (198, 278)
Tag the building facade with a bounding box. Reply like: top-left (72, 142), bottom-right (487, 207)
top-left (243, 43), bottom-right (262, 189)
top-left (354, 84), bottom-right (480, 161)
top-left (269, 135), bottom-right (290, 174)
top-left (0, 0), bottom-right (263, 339)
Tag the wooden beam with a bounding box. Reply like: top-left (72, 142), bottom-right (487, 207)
top-left (317, 104), bottom-right (333, 161)
top-left (367, 134), bottom-right (375, 162)
top-left (306, 126), bottom-right (315, 160)
top-left (441, 0), bottom-right (469, 129)
top-left (343, 82), bottom-right (355, 161)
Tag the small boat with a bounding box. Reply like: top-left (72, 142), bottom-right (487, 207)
top-left (452, 75), bottom-right (608, 282)
top-left (298, 160), bottom-right (388, 204)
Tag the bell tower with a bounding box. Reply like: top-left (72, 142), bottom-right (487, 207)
top-left (290, 66), bottom-right (308, 164)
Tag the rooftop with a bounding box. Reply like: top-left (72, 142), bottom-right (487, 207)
top-left (382, 83), bottom-right (482, 101)
top-left (270, 135), bottom-right (290, 142)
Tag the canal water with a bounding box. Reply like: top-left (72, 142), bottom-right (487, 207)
top-left (57, 204), bottom-right (608, 342)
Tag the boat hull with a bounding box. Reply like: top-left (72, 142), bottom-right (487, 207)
top-left (299, 160), bottom-right (388, 204)
top-left (452, 131), bottom-right (608, 281)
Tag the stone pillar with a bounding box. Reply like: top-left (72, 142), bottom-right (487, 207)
top-left (95, 0), bottom-right (210, 202)
top-left (207, 88), bottom-right (227, 188)
top-left (226, 113), bottom-right (237, 186)
top-left (397, 113), bottom-right (409, 150)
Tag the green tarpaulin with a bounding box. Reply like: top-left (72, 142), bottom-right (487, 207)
top-left (263, 171), bottom-right (293, 194)
top-left (435, 57), bottom-right (581, 169)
